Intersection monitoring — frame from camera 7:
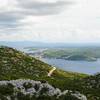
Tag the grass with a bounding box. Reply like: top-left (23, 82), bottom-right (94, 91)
top-left (1, 46), bottom-right (100, 99)
top-left (0, 46), bottom-right (87, 80)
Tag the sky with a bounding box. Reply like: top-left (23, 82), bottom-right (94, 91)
top-left (0, 0), bottom-right (100, 43)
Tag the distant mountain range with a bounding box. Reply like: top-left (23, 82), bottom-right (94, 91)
top-left (0, 41), bottom-right (100, 49)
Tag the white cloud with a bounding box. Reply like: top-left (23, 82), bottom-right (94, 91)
top-left (0, 0), bottom-right (100, 43)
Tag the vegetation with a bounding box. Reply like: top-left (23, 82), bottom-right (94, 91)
top-left (0, 46), bottom-right (100, 99)
top-left (0, 79), bottom-right (87, 100)
top-left (0, 46), bottom-right (86, 81)
top-left (42, 47), bottom-right (100, 61)
top-left (73, 73), bottom-right (100, 100)
top-left (64, 55), bottom-right (97, 61)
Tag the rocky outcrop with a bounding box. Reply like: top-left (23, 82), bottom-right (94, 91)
top-left (0, 79), bottom-right (87, 100)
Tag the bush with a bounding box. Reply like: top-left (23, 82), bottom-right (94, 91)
top-left (0, 83), bottom-right (14, 95)
top-left (23, 82), bottom-right (33, 90)
top-left (34, 84), bottom-right (40, 91)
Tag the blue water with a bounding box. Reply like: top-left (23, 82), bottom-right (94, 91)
top-left (42, 58), bottom-right (100, 75)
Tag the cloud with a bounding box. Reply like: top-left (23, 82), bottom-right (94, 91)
top-left (1, 30), bottom-right (100, 43)
top-left (0, 11), bottom-right (23, 28)
top-left (0, 0), bottom-right (100, 43)
top-left (0, 0), bottom-right (72, 29)
top-left (17, 0), bottom-right (72, 15)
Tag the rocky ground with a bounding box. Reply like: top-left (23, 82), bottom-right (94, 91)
top-left (0, 79), bottom-right (87, 100)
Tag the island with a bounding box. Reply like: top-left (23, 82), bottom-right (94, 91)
top-left (58, 55), bottom-right (97, 61)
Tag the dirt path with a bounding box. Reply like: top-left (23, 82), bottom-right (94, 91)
top-left (48, 67), bottom-right (56, 77)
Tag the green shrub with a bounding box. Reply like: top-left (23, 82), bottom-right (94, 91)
top-left (0, 83), bottom-right (14, 95)
top-left (34, 84), bottom-right (40, 91)
top-left (23, 82), bottom-right (33, 90)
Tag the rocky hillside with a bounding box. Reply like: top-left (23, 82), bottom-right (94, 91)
top-left (0, 46), bottom-right (86, 80)
top-left (0, 46), bottom-right (52, 80)
top-left (0, 79), bottom-right (87, 100)
top-left (80, 73), bottom-right (100, 100)
top-left (2, 46), bottom-right (100, 100)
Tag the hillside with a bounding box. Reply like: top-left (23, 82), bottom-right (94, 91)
top-left (73, 73), bottom-right (100, 100)
top-left (1, 46), bottom-right (100, 100)
top-left (64, 55), bottom-right (97, 61)
top-left (0, 79), bottom-right (87, 100)
top-left (0, 46), bottom-right (86, 86)
top-left (42, 48), bottom-right (100, 61)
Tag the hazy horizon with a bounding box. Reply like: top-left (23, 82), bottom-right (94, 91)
top-left (0, 41), bottom-right (100, 48)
